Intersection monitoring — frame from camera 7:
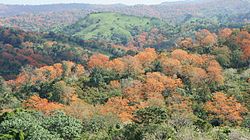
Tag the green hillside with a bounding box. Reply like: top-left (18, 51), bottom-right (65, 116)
top-left (59, 12), bottom-right (170, 44)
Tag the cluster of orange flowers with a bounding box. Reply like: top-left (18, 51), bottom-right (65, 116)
top-left (204, 92), bottom-right (248, 124)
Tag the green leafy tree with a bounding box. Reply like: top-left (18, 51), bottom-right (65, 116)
top-left (133, 106), bottom-right (168, 125)
top-left (0, 77), bottom-right (20, 109)
top-left (0, 109), bottom-right (61, 140)
top-left (43, 111), bottom-right (83, 140)
top-left (80, 114), bottom-right (122, 140)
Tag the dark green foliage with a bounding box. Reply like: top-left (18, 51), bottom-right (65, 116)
top-left (192, 102), bottom-right (208, 119)
top-left (122, 123), bottom-right (175, 140)
top-left (79, 87), bottom-right (122, 105)
top-left (76, 68), bottom-right (122, 104)
top-left (89, 68), bottom-right (119, 87)
top-left (194, 118), bottom-right (212, 132)
top-left (242, 115), bottom-right (250, 129)
top-left (122, 124), bottom-right (142, 140)
top-left (133, 106), bottom-right (168, 125)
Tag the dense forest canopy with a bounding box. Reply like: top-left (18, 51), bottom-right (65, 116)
top-left (0, 0), bottom-right (249, 140)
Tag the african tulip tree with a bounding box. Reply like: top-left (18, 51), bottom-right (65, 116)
top-left (135, 48), bottom-right (157, 67)
top-left (195, 29), bottom-right (217, 46)
top-left (166, 93), bottom-right (193, 115)
top-left (236, 31), bottom-right (250, 60)
top-left (144, 72), bottom-right (183, 98)
top-left (24, 95), bottom-right (63, 114)
top-left (98, 97), bottom-right (148, 122)
top-left (204, 92), bottom-right (247, 125)
top-left (88, 53), bottom-right (109, 69)
top-left (219, 28), bottom-right (233, 39)
top-left (178, 37), bottom-right (193, 49)
top-left (7, 61), bottom-right (84, 88)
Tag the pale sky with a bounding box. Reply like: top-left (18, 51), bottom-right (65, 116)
top-left (0, 0), bottom-right (182, 5)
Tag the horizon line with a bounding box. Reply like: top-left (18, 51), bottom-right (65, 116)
top-left (0, 1), bottom-right (187, 6)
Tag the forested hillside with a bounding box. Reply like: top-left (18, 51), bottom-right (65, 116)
top-left (0, 21), bottom-right (249, 140)
top-left (0, 0), bottom-right (249, 140)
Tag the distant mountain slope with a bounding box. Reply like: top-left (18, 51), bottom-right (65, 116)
top-left (0, 10), bottom-right (88, 32)
top-left (0, 0), bottom-right (249, 20)
top-left (59, 12), bottom-right (171, 44)
top-left (0, 3), bottom-right (92, 17)
top-left (157, 0), bottom-right (250, 20)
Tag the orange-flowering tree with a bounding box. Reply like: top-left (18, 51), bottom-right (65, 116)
top-left (106, 58), bottom-right (126, 74)
top-left (121, 55), bottom-right (144, 76)
top-left (109, 80), bottom-right (121, 89)
top-left (171, 49), bottom-right (190, 63)
top-left (219, 28), bottom-right (233, 39)
top-left (144, 72), bottom-right (183, 100)
top-left (135, 48), bottom-right (157, 68)
top-left (207, 60), bottom-right (224, 84)
top-left (178, 37), bottom-right (193, 49)
top-left (63, 99), bottom-right (94, 119)
top-left (171, 49), bottom-right (205, 66)
top-left (122, 72), bottom-right (183, 103)
top-left (160, 57), bottom-right (181, 75)
top-left (87, 53), bottom-right (109, 70)
top-left (87, 48), bottom-right (158, 77)
top-left (236, 31), bottom-right (250, 60)
top-left (123, 80), bottom-right (144, 102)
top-left (98, 97), bottom-right (148, 122)
top-left (160, 49), bottom-right (223, 86)
top-left (204, 92), bottom-right (248, 125)
top-left (187, 67), bottom-right (208, 85)
top-left (7, 61), bottom-right (85, 88)
top-left (166, 93), bottom-right (193, 115)
top-left (23, 95), bottom-right (63, 114)
top-left (195, 29), bottom-right (217, 46)
top-left (136, 32), bottom-right (148, 47)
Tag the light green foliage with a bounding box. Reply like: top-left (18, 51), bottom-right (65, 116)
top-left (121, 123), bottom-right (175, 140)
top-left (50, 81), bottom-right (76, 104)
top-left (0, 77), bottom-right (20, 109)
top-left (222, 69), bottom-right (250, 109)
top-left (0, 110), bottom-right (83, 140)
top-left (60, 12), bottom-right (170, 44)
top-left (43, 111), bottom-right (83, 140)
top-left (211, 46), bottom-right (231, 68)
top-left (80, 114), bottom-right (122, 140)
top-left (0, 109), bottom-right (61, 140)
top-left (209, 127), bottom-right (250, 140)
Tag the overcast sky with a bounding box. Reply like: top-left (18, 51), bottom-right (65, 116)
top-left (0, 0), bottom-right (182, 5)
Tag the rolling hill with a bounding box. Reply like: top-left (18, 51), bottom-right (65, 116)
top-left (59, 12), bottom-right (172, 45)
